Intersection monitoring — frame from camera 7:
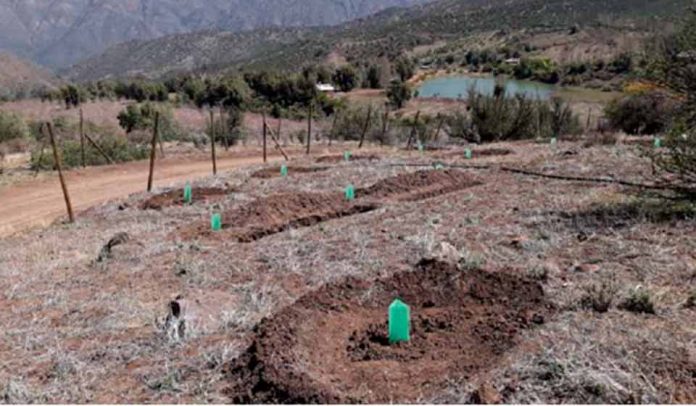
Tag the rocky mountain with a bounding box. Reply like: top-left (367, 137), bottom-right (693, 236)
top-left (0, 0), bottom-right (432, 68)
top-left (0, 52), bottom-right (58, 100)
top-left (67, 0), bottom-right (691, 81)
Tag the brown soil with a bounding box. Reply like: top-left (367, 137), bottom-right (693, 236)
top-left (140, 187), bottom-right (230, 210)
top-left (226, 259), bottom-right (552, 403)
top-left (316, 154), bottom-right (381, 163)
top-left (251, 166), bottom-right (329, 179)
top-left (181, 192), bottom-right (380, 243)
top-left (437, 148), bottom-right (514, 159)
top-left (359, 169), bottom-right (482, 202)
top-left (182, 170), bottom-right (481, 242)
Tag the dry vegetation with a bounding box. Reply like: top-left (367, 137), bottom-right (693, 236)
top-left (0, 138), bottom-right (693, 403)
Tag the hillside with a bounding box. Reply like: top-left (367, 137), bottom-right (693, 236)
top-left (68, 0), bottom-right (692, 81)
top-left (0, 0), bottom-right (432, 68)
top-left (0, 52), bottom-right (58, 100)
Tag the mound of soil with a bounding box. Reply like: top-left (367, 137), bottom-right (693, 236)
top-left (359, 170), bottom-right (482, 202)
top-left (140, 187), bottom-right (229, 210)
top-left (187, 192), bottom-right (380, 243)
top-left (226, 259), bottom-right (552, 403)
top-left (438, 148), bottom-right (514, 159)
top-left (251, 166), bottom-right (329, 179)
top-left (316, 154), bottom-right (380, 164)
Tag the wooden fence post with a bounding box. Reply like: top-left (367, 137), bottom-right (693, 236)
top-left (147, 112), bottom-right (159, 192)
top-left (306, 102), bottom-right (313, 155)
top-left (380, 107), bottom-right (390, 146)
top-left (209, 109), bottom-right (217, 175)
top-left (79, 107), bottom-right (86, 168)
top-left (84, 134), bottom-right (114, 164)
top-left (46, 122), bottom-right (74, 223)
top-left (406, 111), bottom-right (421, 149)
top-left (358, 105), bottom-right (373, 149)
top-left (262, 111), bottom-right (268, 163)
top-left (266, 124), bottom-right (289, 161)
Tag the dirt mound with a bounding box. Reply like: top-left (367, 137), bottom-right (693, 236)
top-left (438, 148), bottom-right (514, 159)
top-left (185, 192), bottom-right (380, 243)
top-left (226, 259), bottom-right (552, 403)
top-left (316, 154), bottom-right (380, 164)
top-left (359, 170), bottom-right (482, 202)
top-left (140, 187), bottom-right (229, 210)
top-left (251, 166), bottom-right (329, 179)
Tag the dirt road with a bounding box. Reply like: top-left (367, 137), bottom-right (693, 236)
top-left (0, 149), bottom-right (292, 238)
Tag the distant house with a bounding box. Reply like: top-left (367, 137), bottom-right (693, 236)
top-left (316, 83), bottom-right (336, 92)
top-left (505, 58), bottom-right (521, 65)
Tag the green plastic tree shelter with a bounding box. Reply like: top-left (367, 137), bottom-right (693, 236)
top-left (184, 183), bottom-right (192, 204)
top-left (211, 213), bottom-right (222, 231)
top-left (344, 151), bottom-right (352, 161)
top-left (389, 299), bottom-right (411, 343)
top-left (654, 137), bottom-right (662, 148)
top-left (465, 148), bottom-right (473, 160)
top-left (281, 164), bottom-right (288, 177)
top-left (345, 184), bottom-right (355, 201)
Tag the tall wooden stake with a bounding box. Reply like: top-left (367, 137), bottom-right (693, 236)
top-left (262, 111), bottom-right (268, 163)
top-left (46, 122), bottom-right (74, 223)
top-left (84, 133), bottom-right (114, 164)
top-left (406, 111), bottom-right (421, 149)
top-left (277, 117), bottom-right (282, 146)
top-left (433, 114), bottom-right (445, 143)
top-left (329, 112), bottom-right (339, 147)
top-left (79, 107), bottom-right (85, 168)
top-left (306, 103), bottom-right (313, 155)
top-left (147, 112), bottom-right (160, 192)
top-left (358, 105), bottom-right (373, 149)
top-left (266, 124), bottom-right (289, 161)
top-left (209, 109), bottom-right (217, 175)
top-left (380, 107), bottom-right (390, 146)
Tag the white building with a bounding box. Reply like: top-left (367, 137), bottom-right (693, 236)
top-left (316, 83), bottom-right (336, 92)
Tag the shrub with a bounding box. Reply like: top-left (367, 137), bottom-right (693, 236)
top-left (0, 111), bottom-right (30, 144)
top-left (210, 107), bottom-right (246, 146)
top-left (651, 125), bottom-right (696, 196)
top-left (605, 91), bottom-right (677, 135)
top-left (580, 279), bottom-right (617, 313)
top-left (618, 287), bottom-right (656, 314)
top-left (117, 103), bottom-right (182, 141)
top-left (332, 65), bottom-right (359, 92)
top-left (386, 80), bottom-right (412, 109)
top-left (30, 134), bottom-right (148, 170)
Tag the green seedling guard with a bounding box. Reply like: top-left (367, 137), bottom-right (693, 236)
top-left (281, 164), bottom-right (288, 177)
top-left (389, 299), bottom-right (410, 344)
top-left (418, 142), bottom-right (424, 154)
top-left (435, 163), bottom-right (445, 170)
top-left (211, 213), bottom-right (222, 231)
top-left (465, 148), bottom-right (473, 160)
top-left (345, 184), bottom-right (355, 201)
top-left (344, 151), bottom-right (352, 162)
top-left (551, 137), bottom-right (558, 146)
top-left (654, 137), bottom-right (662, 148)
top-left (183, 183), bottom-right (192, 204)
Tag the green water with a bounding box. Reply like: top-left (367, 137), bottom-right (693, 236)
top-left (417, 75), bottom-right (554, 100)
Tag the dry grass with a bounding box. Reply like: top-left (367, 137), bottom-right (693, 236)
top-left (0, 139), bottom-right (694, 402)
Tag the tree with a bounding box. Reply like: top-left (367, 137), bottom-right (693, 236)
top-left (386, 79), bottom-right (412, 109)
top-left (60, 85), bottom-right (86, 109)
top-left (395, 56), bottom-right (416, 82)
top-left (332, 65), bottom-right (359, 92)
top-left (366, 65), bottom-right (383, 89)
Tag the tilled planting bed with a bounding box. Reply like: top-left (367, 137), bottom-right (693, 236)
top-left (226, 259), bottom-right (553, 403)
top-left (315, 154), bottom-right (381, 164)
top-left (435, 148), bottom-right (514, 160)
top-left (251, 166), bottom-right (329, 179)
top-left (140, 187), bottom-right (230, 210)
top-left (180, 170), bottom-right (481, 242)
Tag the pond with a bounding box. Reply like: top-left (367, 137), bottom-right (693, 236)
top-left (417, 74), bottom-right (555, 100)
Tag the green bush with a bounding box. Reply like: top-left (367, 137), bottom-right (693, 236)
top-left (605, 91), bottom-right (677, 135)
top-left (30, 134), bottom-right (148, 170)
top-left (0, 111), bottom-right (30, 144)
top-left (386, 80), bottom-right (412, 109)
top-left (619, 287), bottom-right (656, 314)
top-left (117, 103), bottom-right (182, 141)
top-left (332, 65), bottom-right (359, 92)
